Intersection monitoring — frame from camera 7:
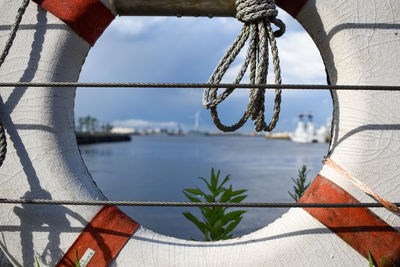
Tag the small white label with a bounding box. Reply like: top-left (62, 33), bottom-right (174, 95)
top-left (79, 248), bottom-right (95, 267)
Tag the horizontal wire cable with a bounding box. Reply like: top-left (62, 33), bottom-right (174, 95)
top-left (0, 198), bottom-right (398, 208)
top-left (0, 82), bottom-right (400, 90)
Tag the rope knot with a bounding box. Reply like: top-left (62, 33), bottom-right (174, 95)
top-left (203, 0), bottom-right (285, 132)
top-left (236, 0), bottom-right (277, 23)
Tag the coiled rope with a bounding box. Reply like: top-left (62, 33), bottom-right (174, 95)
top-left (202, 0), bottom-right (285, 132)
top-left (0, 0), bottom-right (30, 167)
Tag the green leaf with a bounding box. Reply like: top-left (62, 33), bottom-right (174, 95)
top-left (230, 195), bottom-right (247, 203)
top-left (201, 208), bottom-right (217, 225)
top-left (35, 257), bottom-right (40, 267)
top-left (213, 187), bottom-right (225, 198)
top-left (211, 168), bottom-right (219, 191)
top-left (213, 207), bottom-right (224, 219)
top-left (183, 192), bottom-right (201, 203)
top-left (368, 251), bottom-right (373, 267)
top-left (220, 186), bottom-right (233, 203)
top-left (184, 188), bottom-right (205, 196)
top-left (210, 219), bottom-right (223, 240)
top-left (210, 168), bottom-right (216, 188)
top-left (75, 250), bottom-right (80, 267)
top-left (201, 206), bottom-right (212, 216)
top-left (231, 189), bottom-right (247, 197)
top-left (217, 174), bottom-right (231, 191)
top-left (222, 210), bottom-right (246, 225)
top-left (183, 212), bottom-right (207, 235)
top-left (205, 194), bottom-right (215, 203)
top-left (198, 177), bottom-right (212, 192)
top-left (288, 191), bottom-right (298, 202)
top-left (216, 225), bottom-right (225, 239)
top-left (222, 219), bottom-right (241, 238)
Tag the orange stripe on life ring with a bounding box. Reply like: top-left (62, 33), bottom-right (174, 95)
top-left (57, 206), bottom-right (139, 267)
top-left (299, 175), bottom-right (400, 267)
top-left (32, 0), bottom-right (115, 46)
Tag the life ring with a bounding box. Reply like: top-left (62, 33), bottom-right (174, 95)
top-left (0, 0), bottom-right (399, 266)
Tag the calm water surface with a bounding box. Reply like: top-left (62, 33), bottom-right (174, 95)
top-left (79, 135), bottom-right (329, 240)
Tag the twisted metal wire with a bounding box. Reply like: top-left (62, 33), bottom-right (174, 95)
top-left (0, 0), bottom-right (30, 167)
top-left (0, 198), bottom-right (398, 208)
top-left (1, 82), bottom-right (400, 90)
top-left (202, 0), bottom-right (285, 132)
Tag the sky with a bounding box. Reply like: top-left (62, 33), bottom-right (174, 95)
top-left (76, 9), bottom-right (332, 133)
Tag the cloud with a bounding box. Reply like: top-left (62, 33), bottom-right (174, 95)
top-left (205, 28), bottom-right (326, 102)
top-left (278, 31), bottom-right (325, 84)
top-left (108, 17), bottom-right (168, 37)
top-left (213, 17), bottom-right (242, 32)
top-left (112, 118), bottom-right (178, 129)
top-left (221, 31), bottom-right (325, 86)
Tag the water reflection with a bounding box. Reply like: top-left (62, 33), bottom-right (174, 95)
top-left (80, 145), bottom-right (114, 157)
top-left (79, 135), bottom-right (329, 240)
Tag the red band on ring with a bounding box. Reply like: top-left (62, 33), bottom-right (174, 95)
top-left (299, 175), bottom-right (400, 267)
top-left (57, 206), bottom-right (139, 267)
top-left (32, 0), bottom-right (115, 46)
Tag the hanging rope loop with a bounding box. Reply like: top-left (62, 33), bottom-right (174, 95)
top-left (203, 0), bottom-right (285, 132)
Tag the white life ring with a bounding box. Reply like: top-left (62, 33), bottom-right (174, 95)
top-left (0, 0), bottom-right (400, 266)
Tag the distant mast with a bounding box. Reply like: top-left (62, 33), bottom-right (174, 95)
top-left (306, 112), bottom-right (313, 122)
top-left (298, 112), bottom-right (304, 121)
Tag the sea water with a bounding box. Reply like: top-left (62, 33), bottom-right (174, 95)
top-left (80, 135), bottom-right (329, 240)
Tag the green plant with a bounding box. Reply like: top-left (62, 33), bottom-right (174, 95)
top-left (36, 250), bottom-right (80, 267)
top-left (368, 251), bottom-right (397, 267)
top-left (288, 165), bottom-right (310, 202)
top-left (182, 168), bottom-right (247, 241)
top-left (75, 250), bottom-right (80, 267)
top-left (368, 251), bottom-right (374, 267)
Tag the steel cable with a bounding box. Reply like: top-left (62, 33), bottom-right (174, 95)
top-left (0, 198), bottom-right (398, 208)
top-left (1, 82), bottom-right (400, 90)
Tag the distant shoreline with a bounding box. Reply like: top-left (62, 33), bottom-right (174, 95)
top-left (76, 132), bottom-right (131, 145)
